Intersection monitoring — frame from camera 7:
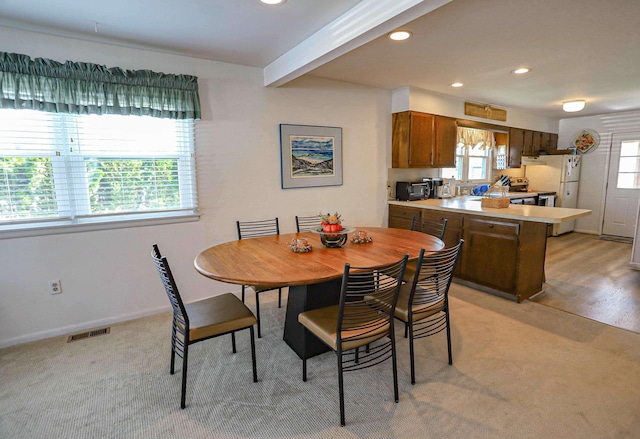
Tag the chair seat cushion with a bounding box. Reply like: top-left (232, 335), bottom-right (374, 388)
top-left (298, 305), bottom-right (390, 351)
top-left (393, 283), bottom-right (444, 323)
top-left (184, 293), bottom-right (257, 341)
top-left (402, 261), bottom-right (437, 284)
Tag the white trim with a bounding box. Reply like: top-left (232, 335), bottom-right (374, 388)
top-left (0, 212), bottom-right (199, 240)
top-left (0, 304), bottom-right (171, 349)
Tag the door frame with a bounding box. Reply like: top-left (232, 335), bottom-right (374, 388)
top-left (601, 131), bottom-right (640, 237)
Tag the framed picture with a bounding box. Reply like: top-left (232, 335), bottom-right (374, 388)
top-left (280, 124), bottom-right (343, 189)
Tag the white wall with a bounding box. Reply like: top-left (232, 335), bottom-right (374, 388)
top-left (558, 110), bottom-right (640, 234)
top-left (0, 27), bottom-right (392, 347)
top-left (393, 86), bottom-right (560, 133)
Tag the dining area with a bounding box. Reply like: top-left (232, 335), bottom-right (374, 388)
top-left (153, 214), bottom-right (461, 426)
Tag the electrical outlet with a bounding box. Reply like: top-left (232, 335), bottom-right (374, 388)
top-left (48, 279), bottom-right (62, 295)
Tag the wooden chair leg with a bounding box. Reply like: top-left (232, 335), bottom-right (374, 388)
top-left (241, 285), bottom-right (246, 303)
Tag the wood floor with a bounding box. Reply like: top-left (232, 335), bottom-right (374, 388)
top-left (531, 232), bottom-right (640, 333)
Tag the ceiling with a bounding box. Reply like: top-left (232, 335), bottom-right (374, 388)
top-left (2, 0), bottom-right (640, 120)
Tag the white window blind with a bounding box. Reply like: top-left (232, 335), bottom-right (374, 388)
top-left (0, 109), bottom-right (197, 232)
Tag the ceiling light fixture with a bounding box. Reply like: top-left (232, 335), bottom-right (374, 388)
top-left (260, 0), bottom-right (286, 4)
top-left (562, 100), bottom-right (586, 112)
top-left (512, 68), bottom-right (530, 74)
top-left (389, 30), bottom-right (412, 41)
top-left (451, 82), bottom-right (463, 88)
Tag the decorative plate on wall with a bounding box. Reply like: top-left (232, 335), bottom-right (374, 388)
top-left (573, 129), bottom-right (600, 154)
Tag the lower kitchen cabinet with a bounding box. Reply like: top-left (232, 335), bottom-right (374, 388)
top-left (388, 205), bottom-right (422, 230)
top-left (388, 204), bottom-right (548, 302)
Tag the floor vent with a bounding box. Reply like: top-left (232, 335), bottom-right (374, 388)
top-left (67, 327), bottom-right (110, 343)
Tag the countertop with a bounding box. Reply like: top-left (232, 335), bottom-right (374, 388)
top-left (389, 197), bottom-right (591, 224)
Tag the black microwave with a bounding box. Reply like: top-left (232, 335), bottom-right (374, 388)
top-left (396, 181), bottom-right (430, 201)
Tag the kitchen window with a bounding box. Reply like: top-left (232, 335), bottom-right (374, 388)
top-left (0, 109), bottom-right (197, 235)
top-left (442, 128), bottom-right (493, 181)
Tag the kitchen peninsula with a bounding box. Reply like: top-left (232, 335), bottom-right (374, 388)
top-left (389, 198), bottom-right (591, 302)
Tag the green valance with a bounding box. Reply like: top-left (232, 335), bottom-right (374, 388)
top-left (0, 51), bottom-right (200, 120)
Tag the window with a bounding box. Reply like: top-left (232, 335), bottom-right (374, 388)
top-left (442, 127), bottom-right (493, 181)
top-left (0, 109), bottom-right (197, 234)
top-left (617, 140), bottom-right (640, 189)
top-left (442, 143), bottom-right (491, 181)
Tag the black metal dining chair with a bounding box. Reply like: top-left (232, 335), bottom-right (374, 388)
top-left (236, 217), bottom-right (283, 338)
top-left (397, 240), bottom-right (463, 384)
top-left (295, 214), bottom-right (322, 232)
top-left (298, 255), bottom-right (408, 426)
top-left (150, 244), bottom-right (258, 408)
top-left (402, 215), bottom-right (448, 286)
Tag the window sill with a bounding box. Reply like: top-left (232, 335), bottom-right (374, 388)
top-left (0, 213), bottom-right (200, 240)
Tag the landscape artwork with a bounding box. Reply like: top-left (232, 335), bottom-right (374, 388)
top-left (280, 124), bottom-right (342, 189)
top-left (289, 135), bottom-right (335, 178)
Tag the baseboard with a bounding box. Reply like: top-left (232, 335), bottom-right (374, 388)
top-left (630, 262), bottom-right (640, 270)
top-left (0, 305), bottom-right (171, 349)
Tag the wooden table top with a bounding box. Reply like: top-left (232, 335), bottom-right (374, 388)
top-left (194, 227), bottom-right (444, 289)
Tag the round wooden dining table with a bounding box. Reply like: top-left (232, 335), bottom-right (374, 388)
top-left (195, 226), bottom-right (444, 359)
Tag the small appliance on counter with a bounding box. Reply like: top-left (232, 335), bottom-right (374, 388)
top-left (395, 181), bottom-right (431, 201)
top-left (431, 177), bottom-right (443, 198)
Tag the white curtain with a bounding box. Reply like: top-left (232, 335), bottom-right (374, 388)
top-left (457, 127), bottom-right (495, 149)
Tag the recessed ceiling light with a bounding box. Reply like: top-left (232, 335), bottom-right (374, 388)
top-left (260, 0), bottom-right (285, 4)
top-left (389, 30), bottom-right (412, 41)
top-left (451, 82), bottom-right (464, 88)
top-left (512, 68), bottom-right (531, 74)
top-left (562, 100), bottom-right (586, 112)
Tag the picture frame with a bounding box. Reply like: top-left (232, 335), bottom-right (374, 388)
top-left (280, 124), bottom-right (343, 189)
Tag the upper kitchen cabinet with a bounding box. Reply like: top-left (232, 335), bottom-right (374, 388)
top-left (508, 127), bottom-right (524, 168)
top-left (392, 111), bottom-right (457, 168)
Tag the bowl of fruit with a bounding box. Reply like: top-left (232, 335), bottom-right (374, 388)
top-left (312, 212), bottom-right (354, 248)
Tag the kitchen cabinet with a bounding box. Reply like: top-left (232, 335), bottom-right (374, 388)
top-left (523, 129), bottom-right (535, 156)
top-left (388, 204), bottom-right (422, 230)
top-left (392, 111), bottom-right (457, 168)
top-left (462, 218), bottom-right (520, 293)
top-left (508, 128), bottom-right (524, 168)
top-left (388, 204), bottom-right (549, 302)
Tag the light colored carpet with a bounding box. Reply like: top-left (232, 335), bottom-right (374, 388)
top-left (1, 284), bottom-right (639, 438)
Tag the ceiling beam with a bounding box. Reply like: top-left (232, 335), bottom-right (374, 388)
top-left (263, 0), bottom-right (451, 87)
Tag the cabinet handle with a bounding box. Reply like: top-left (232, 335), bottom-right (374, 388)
top-left (488, 224), bottom-right (494, 228)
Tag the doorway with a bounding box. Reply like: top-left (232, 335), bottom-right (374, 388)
top-left (602, 132), bottom-right (640, 238)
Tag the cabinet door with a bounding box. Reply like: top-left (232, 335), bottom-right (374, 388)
top-left (392, 111), bottom-right (435, 168)
top-left (548, 133), bottom-right (558, 150)
top-left (522, 130), bottom-right (534, 156)
top-left (433, 116), bottom-right (457, 167)
top-left (388, 205), bottom-right (421, 230)
top-left (508, 128), bottom-right (524, 168)
top-left (462, 218), bottom-right (520, 293)
top-left (408, 112), bottom-right (435, 167)
top-left (539, 132), bottom-right (551, 151)
top-left (530, 131), bottom-right (541, 155)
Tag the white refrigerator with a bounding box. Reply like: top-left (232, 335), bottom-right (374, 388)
top-left (525, 154), bottom-right (581, 236)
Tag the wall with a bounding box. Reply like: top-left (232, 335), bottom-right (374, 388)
top-left (558, 110), bottom-right (640, 234)
top-left (0, 27), bottom-right (392, 347)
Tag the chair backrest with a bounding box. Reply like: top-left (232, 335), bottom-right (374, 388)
top-left (295, 215), bottom-right (322, 232)
top-left (237, 218), bottom-right (279, 239)
top-left (336, 255), bottom-right (408, 349)
top-left (409, 240), bottom-right (464, 313)
top-left (410, 215), bottom-right (447, 240)
top-left (151, 244), bottom-right (188, 330)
